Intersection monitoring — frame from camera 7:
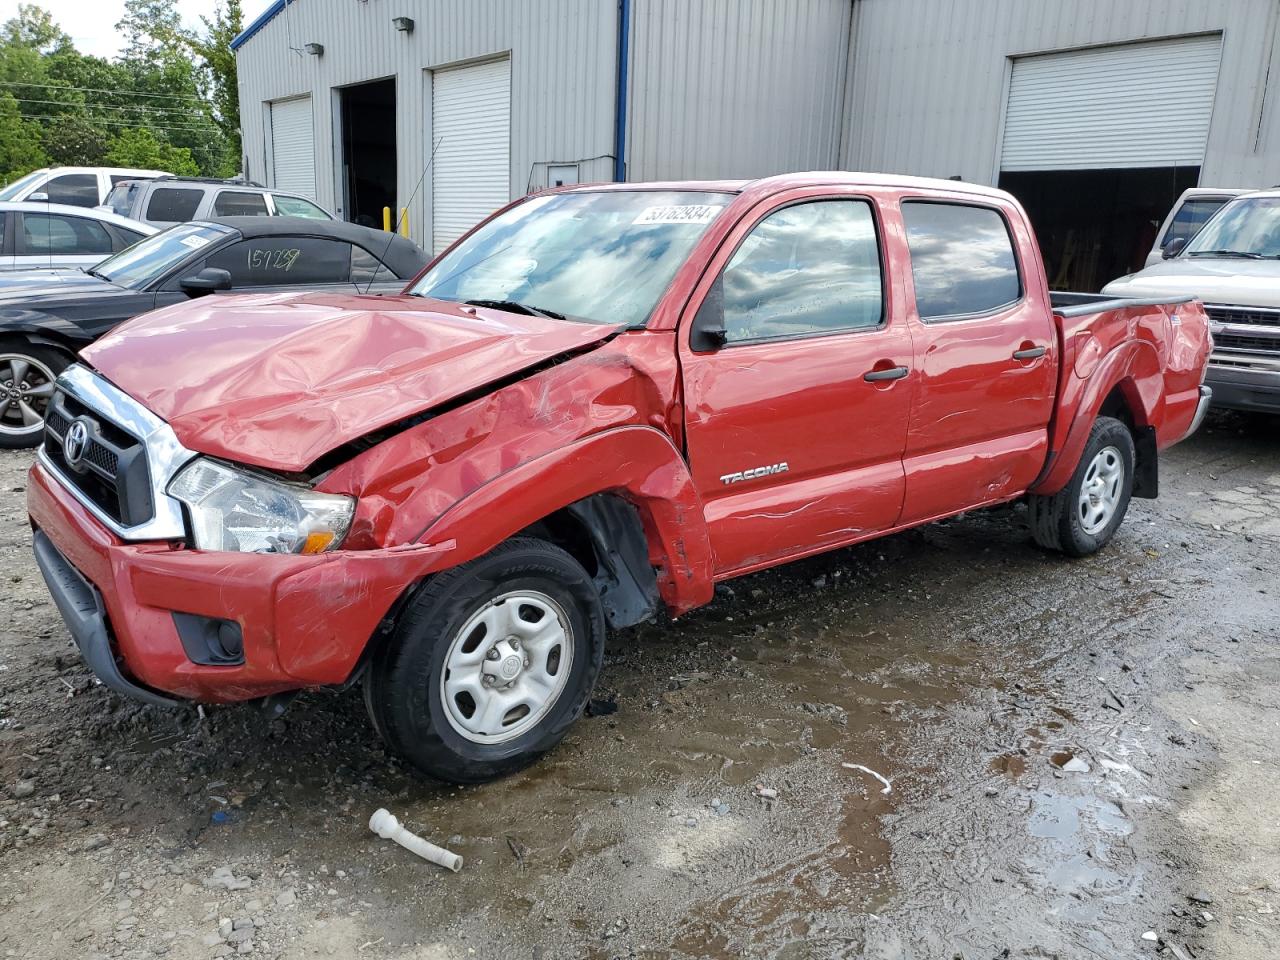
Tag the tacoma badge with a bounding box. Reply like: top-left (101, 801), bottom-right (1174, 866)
top-left (720, 462), bottom-right (789, 485)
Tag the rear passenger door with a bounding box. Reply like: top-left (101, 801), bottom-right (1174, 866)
top-left (896, 198), bottom-right (1057, 525)
top-left (680, 191), bottom-right (915, 575)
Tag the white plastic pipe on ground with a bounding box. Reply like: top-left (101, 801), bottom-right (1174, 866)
top-left (368, 808), bottom-right (463, 872)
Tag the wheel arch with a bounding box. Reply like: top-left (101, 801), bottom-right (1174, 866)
top-left (416, 426), bottom-right (716, 618)
top-left (1032, 341), bottom-right (1160, 497)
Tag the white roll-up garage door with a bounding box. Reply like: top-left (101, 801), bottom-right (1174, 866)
top-left (1001, 35), bottom-right (1222, 171)
top-left (431, 57), bottom-right (511, 252)
top-left (270, 97), bottom-right (316, 198)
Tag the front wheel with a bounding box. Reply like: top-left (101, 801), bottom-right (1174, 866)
top-left (0, 342), bottom-right (70, 449)
top-left (1028, 415), bottom-right (1135, 557)
top-left (364, 537), bottom-right (606, 783)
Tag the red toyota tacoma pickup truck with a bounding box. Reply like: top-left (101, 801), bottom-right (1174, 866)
top-left (27, 174), bottom-right (1211, 782)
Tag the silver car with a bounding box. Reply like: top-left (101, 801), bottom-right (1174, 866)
top-left (0, 202), bottom-right (155, 273)
top-left (103, 177), bottom-right (334, 229)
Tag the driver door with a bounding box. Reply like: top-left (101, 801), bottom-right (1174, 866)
top-left (679, 190), bottom-right (915, 576)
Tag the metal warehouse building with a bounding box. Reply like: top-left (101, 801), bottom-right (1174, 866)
top-left (234, 0), bottom-right (1280, 289)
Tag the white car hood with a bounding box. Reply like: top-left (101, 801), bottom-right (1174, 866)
top-left (1102, 257), bottom-right (1280, 307)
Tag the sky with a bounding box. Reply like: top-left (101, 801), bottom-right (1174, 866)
top-left (29, 0), bottom-right (274, 58)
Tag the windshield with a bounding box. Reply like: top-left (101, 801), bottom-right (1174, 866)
top-left (410, 190), bottom-right (732, 326)
top-left (0, 170), bottom-right (46, 201)
top-left (94, 222), bottom-right (232, 288)
top-left (1185, 196), bottom-right (1280, 259)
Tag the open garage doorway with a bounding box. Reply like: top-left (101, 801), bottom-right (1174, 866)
top-left (999, 167), bottom-right (1200, 293)
top-left (339, 78), bottom-right (396, 228)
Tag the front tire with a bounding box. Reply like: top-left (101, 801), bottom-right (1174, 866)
top-left (1028, 415), bottom-right (1135, 557)
top-left (364, 537), bottom-right (606, 783)
top-left (0, 341), bottom-right (70, 450)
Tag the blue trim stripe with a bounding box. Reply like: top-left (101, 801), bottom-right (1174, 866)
top-left (231, 0), bottom-right (292, 51)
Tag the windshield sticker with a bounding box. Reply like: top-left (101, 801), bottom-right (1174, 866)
top-left (633, 204), bottom-right (723, 226)
top-left (179, 235), bottom-right (211, 249)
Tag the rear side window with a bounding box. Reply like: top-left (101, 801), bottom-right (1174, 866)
top-left (113, 227), bottom-right (146, 250)
top-left (201, 236), bottom-right (354, 286)
top-left (719, 199), bottom-right (884, 343)
top-left (44, 174), bottom-right (99, 207)
top-left (213, 191), bottom-right (270, 217)
top-left (351, 244), bottom-right (398, 283)
top-left (272, 195), bottom-right (329, 219)
top-left (22, 213), bottom-right (113, 255)
top-left (902, 201), bottom-right (1021, 320)
top-left (1163, 198), bottom-right (1230, 248)
top-left (146, 188), bottom-right (203, 223)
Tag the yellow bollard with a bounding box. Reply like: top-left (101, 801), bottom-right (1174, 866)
top-left (382, 207), bottom-right (392, 231)
top-left (399, 208), bottom-right (409, 237)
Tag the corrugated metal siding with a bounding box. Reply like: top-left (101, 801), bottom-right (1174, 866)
top-left (1001, 34), bottom-right (1222, 170)
top-left (235, 0), bottom-right (617, 249)
top-left (625, 0), bottom-right (853, 181)
top-left (841, 0), bottom-right (1280, 188)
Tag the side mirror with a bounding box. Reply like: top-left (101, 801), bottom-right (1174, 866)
top-left (27, 192), bottom-right (49, 203)
top-left (179, 267), bottom-right (233, 295)
top-left (1162, 237), bottom-right (1187, 259)
top-left (689, 277), bottom-right (729, 351)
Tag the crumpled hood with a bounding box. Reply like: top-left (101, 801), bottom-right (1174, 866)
top-left (1101, 257), bottom-right (1280, 307)
top-left (83, 290), bottom-right (622, 472)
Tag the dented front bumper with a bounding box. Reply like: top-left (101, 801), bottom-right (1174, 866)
top-left (27, 461), bottom-right (450, 705)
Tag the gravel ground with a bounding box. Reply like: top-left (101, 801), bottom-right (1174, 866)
top-left (0, 409), bottom-right (1277, 960)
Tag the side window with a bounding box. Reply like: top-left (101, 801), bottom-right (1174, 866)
top-left (213, 191), bottom-right (270, 217)
top-left (351, 244), bottom-right (397, 283)
top-left (719, 199), bottom-right (883, 343)
top-left (44, 174), bottom-right (99, 207)
top-left (22, 213), bottom-right (113, 255)
top-left (146, 188), bottom-right (203, 223)
top-left (1163, 198), bottom-right (1229, 248)
top-left (901, 201), bottom-right (1021, 320)
top-left (272, 195), bottom-right (330, 219)
top-left (201, 237), bottom-right (354, 286)
top-left (112, 227), bottom-right (146, 250)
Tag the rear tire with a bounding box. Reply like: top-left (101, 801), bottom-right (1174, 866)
top-left (1028, 415), bottom-right (1135, 557)
top-left (364, 537), bottom-right (606, 783)
top-left (0, 340), bottom-right (70, 450)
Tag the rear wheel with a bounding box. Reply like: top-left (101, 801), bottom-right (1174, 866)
top-left (364, 537), bottom-right (605, 783)
top-left (0, 341), bottom-right (70, 450)
top-left (1028, 415), bottom-right (1135, 557)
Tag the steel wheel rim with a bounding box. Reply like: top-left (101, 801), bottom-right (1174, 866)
top-left (1078, 444), bottom-right (1124, 535)
top-left (439, 590), bottom-right (574, 744)
top-left (0, 353), bottom-right (56, 437)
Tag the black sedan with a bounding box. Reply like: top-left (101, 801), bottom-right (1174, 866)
top-left (0, 217), bottom-right (428, 448)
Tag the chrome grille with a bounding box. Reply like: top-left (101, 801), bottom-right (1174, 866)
top-left (43, 390), bottom-right (151, 526)
top-left (1204, 305), bottom-right (1280, 328)
top-left (1205, 304), bottom-right (1280, 360)
top-left (37, 365), bottom-right (196, 541)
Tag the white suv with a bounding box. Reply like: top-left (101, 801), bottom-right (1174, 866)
top-left (0, 167), bottom-right (169, 208)
top-left (104, 177), bottom-right (334, 228)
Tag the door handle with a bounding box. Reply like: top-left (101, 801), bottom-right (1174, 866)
top-left (863, 365), bottom-right (910, 382)
top-left (1013, 345), bottom-right (1047, 360)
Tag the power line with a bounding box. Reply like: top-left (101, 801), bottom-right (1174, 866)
top-left (12, 97), bottom-right (213, 117)
top-left (18, 114), bottom-right (219, 134)
top-left (0, 80), bottom-right (210, 104)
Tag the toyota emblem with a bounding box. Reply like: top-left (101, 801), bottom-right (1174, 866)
top-left (63, 418), bottom-right (91, 467)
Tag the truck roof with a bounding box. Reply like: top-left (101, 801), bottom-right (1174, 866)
top-left (563, 171), bottom-right (1013, 200)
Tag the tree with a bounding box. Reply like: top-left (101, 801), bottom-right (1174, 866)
top-left (0, 92), bottom-right (48, 181)
top-left (42, 115), bottom-right (110, 165)
top-left (2, 4), bottom-right (71, 55)
top-left (115, 0), bottom-right (184, 67)
top-left (186, 0), bottom-right (242, 164)
top-left (105, 126), bottom-right (198, 175)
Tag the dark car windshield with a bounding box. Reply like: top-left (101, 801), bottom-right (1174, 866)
top-left (1185, 196), bottom-right (1280, 259)
top-left (93, 222), bottom-right (233, 288)
top-left (409, 190), bottom-right (732, 326)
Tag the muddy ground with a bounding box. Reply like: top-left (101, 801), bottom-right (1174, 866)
top-left (0, 411), bottom-right (1277, 960)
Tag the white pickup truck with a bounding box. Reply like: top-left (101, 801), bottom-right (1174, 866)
top-left (1104, 190), bottom-right (1280, 415)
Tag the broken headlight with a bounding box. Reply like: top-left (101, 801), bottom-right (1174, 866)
top-left (168, 458), bottom-right (354, 554)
